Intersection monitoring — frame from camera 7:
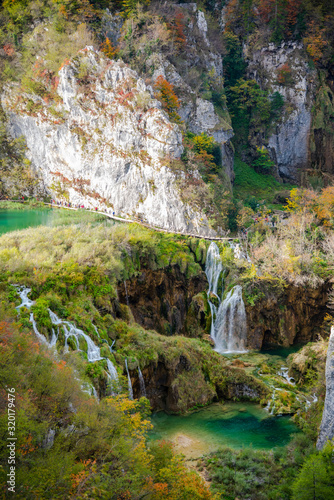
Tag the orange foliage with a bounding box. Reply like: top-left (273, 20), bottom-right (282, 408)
top-left (3, 43), bottom-right (15, 57)
top-left (70, 460), bottom-right (96, 492)
top-left (258, 0), bottom-right (274, 23)
top-left (18, 434), bottom-right (37, 456)
top-left (286, 0), bottom-right (302, 29)
top-left (286, 186), bottom-right (334, 226)
top-left (315, 186), bottom-right (334, 225)
top-left (224, 0), bottom-right (239, 32)
top-left (101, 37), bottom-right (119, 59)
top-left (276, 63), bottom-right (292, 85)
top-left (304, 21), bottom-right (328, 62)
top-left (167, 10), bottom-right (187, 48)
top-left (154, 76), bottom-right (180, 122)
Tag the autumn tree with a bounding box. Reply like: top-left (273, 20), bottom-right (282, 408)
top-left (154, 75), bottom-right (181, 122)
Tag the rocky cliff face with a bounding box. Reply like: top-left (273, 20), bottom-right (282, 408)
top-left (2, 47), bottom-right (217, 235)
top-left (245, 42), bottom-right (316, 182)
top-left (317, 326), bottom-right (334, 450)
top-left (119, 265), bottom-right (208, 337)
top-left (140, 3), bottom-right (235, 182)
top-left (126, 353), bottom-right (268, 413)
top-left (245, 281), bottom-right (330, 349)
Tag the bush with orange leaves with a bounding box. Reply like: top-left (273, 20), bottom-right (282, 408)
top-left (154, 75), bottom-right (181, 123)
top-left (146, 441), bottom-right (219, 500)
top-left (101, 37), bottom-right (119, 59)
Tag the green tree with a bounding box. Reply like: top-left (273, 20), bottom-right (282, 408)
top-left (227, 78), bottom-right (271, 148)
top-left (292, 443), bottom-right (334, 500)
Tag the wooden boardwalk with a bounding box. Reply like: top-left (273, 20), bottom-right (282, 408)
top-left (3, 200), bottom-right (232, 241)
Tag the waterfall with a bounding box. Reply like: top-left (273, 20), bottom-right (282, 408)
top-left (16, 286), bottom-right (118, 386)
top-left (48, 308), bottom-right (118, 382)
top-left (205, 243), bottom-right (247, 354)
top-left (277, 366), bottom-right (295, 385)
top-left (138, 365), bottom-right (147, 398)
top-left (124, 280), bottom-right (130, 307)
top-left (16, 286), bottom-right (34, 309)
top-left (214, 286), bottom-right (247, 353)
top-left (125, 359), bottom-right (133, 400)
top-left (92, 324), bottom-right (101, 339)
top-left (29, 312), bottom-right (49, 345)
top-left (205, 243), bottom-right (222, 297)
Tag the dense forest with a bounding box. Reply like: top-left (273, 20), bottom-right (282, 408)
top-left (1, 0), bottom-right (334, 499)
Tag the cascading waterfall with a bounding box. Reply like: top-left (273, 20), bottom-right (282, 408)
top-left (125, 359), bottom-right (133, 400)
top-left (214, 286), bottom-right (247, 353)
top-left (16, 286), bottom-right (118, 387)
top-left (138, 365), bottom-right (147, 398)
top-left (205, 243), bottom-right (247, 354)
top-left (124, 280), bottom-right (130, 307)
top-left (277, 366), bottom-right (295, 385)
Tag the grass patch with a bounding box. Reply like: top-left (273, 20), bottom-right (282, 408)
top-left (0, 200), bottom-right (48, 210)
top-left (233, 157), bottom-right (296, 208)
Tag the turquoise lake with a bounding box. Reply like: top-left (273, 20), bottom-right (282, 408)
top-left (0, 209), bottom-right (55, 235)
top-left (149, 402), bottom-right (299, 457)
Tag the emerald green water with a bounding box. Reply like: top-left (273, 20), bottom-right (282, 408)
top-left (150, 403), bottom-right (299, 457)
top-left (0, 209), bottom-right (54, 235)
top-left (261, 345), bottom-right (302, 359)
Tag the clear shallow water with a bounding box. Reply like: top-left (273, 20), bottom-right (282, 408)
top-left (149, 403), bottom-right (299, 457)
top-left (0, 209), bottom-right (54, 235)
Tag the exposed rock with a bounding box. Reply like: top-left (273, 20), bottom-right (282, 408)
top-left (245, 41), bottom-right (316, 182)
top-left (129, 354), bottom-right (268, 413)
top-left (2, 47), bottom-right (217, 236)
top-left (146, 4), bottom-right (234, 182)
top-left (245, 281), bottom-right (330, 349)
top-left (118, 265), bottom-right (209, 337)
top-left (317, 326), bottom-right (334, 449)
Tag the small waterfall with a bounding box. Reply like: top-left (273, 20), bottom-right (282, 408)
top-left (265, 386), bottom-right (283, 415)
top-left (29, 312), bottom-right (49, 345)
top-left (125, 359), bottom-right (133, 400)
top-left (106, 358), bottom-right (118, 382)
top-left (92, 324), bottom-right (101, 339)
top-left (138, 365), bottom-right (147, 398)
top-left (16, 286), bottom-right (118, 388)
top-left (205, 243), bottom-right (247, 354)
top-left (124, 280), bottom-right (130, 307)
top-left (48, 309), bottom-right (118, 383)
top-left (277, 366), bottom-right (295, 385)
top-left (16, 286), bottom-right (34, 310)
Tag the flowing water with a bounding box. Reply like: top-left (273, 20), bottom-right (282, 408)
top-left (149, 402), bottom-right (299, 458)
top-left (125, 359), bottom-right (134, 400)
top-left (16, 286), bottom-right (118, 387)
top-left (138, 365), bottom-right (147, 398)
top-left (205, 243), bottom-right (247, 354)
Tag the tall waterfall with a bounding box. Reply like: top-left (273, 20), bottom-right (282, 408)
top-left (205, 243), bottom-right (247, 354)
top-left (125, 359), bottom-right (133, 400)
top-left (138, 365), bottom-right (147, 398)
top-left (16, 286), bottom-right (119, 386)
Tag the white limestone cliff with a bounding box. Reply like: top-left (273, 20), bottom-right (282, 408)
top-left (2, 47), bottom-right (217, 235)
top-left (317, 326), bottom-right (334, 450)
